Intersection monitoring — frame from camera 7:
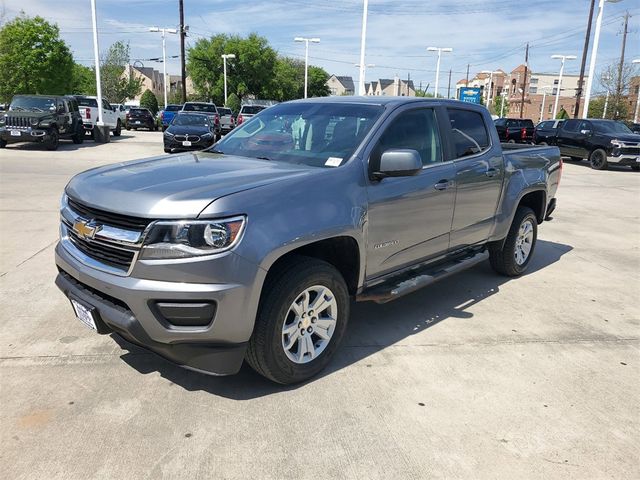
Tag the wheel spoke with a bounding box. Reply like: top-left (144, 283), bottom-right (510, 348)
top-left (313, 323), bottom-right (331, 340)
top-left (304, 334), bottom-right (316, 360)
top-left (284, 328), bottom-right (300, 351)
top-left (309, 288), bottom-right (332, 314)
top-left (297, 333), bottom-right (309, 360)
top-left (521, 241), bottom-right (532, 257)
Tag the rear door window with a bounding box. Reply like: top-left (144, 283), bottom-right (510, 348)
top-left (447, 109), bottom-right (490, 158)
top-left (561, 119), bottom-right (580, 133)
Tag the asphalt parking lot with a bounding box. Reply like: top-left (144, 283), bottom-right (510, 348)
top-left (1, 130), bottom-right (638, 479)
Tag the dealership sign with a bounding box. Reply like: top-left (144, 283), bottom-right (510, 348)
top-left (459, 87), bottom-right (482, 104)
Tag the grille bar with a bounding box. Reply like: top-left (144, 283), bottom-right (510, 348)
top-left (6, 116), bottom-right (31, 128)
top-left (68, 229), bottom-right (135, 270)
top-left (68, 198), bottom-right (151, 231)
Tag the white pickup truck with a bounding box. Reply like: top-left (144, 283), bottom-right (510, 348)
top-left (75, 96), bottom-right (122, 139)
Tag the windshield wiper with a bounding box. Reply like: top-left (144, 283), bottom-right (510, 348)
top-left (255, 156), bottom-right (272, 161)
top-left (28, 107), bottom-right (44, 112)
top-left (209, 149), bottom-right (224, 154)
top-left (11, 106), bottom-right (25, 111)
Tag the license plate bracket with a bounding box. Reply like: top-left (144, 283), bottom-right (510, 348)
top-left (10, 130), bottom-right (21, 137)
top-left (70, 298), bottom-right (97, 331)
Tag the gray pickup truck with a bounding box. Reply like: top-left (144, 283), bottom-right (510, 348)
top-left (55, 98), bottom-right (561, 384)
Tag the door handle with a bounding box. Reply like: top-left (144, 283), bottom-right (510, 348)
top-left (485, 168), bottom-right (500, 177)
top-left (434, 180), bottom-right (453, 191)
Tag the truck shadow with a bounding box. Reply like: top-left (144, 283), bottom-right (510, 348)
top-left (1, 134), bottom-right (134, 152)
top-left (114, 239), bottom-right (572, 398)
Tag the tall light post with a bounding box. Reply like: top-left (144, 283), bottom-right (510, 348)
top-left (295, 37), bottom-right (320, 98)
top-left (427, 47), bottom-right (453, 99)
top-left (149, 27), bottom-right (178, 109)
top-left (90, 0), bottom-right (103, 128)
top-left (481, 70), bottom-right (501, 110)
top-left (583, 0), bottom-right (623, 118)
top-left (500, 90), bottom-right (508, 118)
top-left (551, 54), bottom-right (577, 118)
top-left (633, 59), bottom-right (640, 123)
top-left (539, 86), bottom-right (553, 122)
top-left (354, 63), bottom-right (375, 94)
top-left (357, 0), bottom-right (369, 95)
top-left (221, 53), bottom-right (236, 106)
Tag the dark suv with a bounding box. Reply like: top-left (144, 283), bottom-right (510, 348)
top-left (533, 119), bottom-right (565, 145)
top-left (494, 118), bottom-right (535, 143)
top-left (0, 95), bottom-right (84, 150)
top-left (125, 108), bottom-right (157, 131)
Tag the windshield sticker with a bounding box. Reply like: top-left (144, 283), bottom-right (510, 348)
top-left (325, 157), bottom-right (343, 167)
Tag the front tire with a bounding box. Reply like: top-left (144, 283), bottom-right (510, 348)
top-left (246, 257), bottom-right (350, 384)
top-left (489, 206), bottom-right (538, 277)
top-left (0, 139), bottom-right (6, 148)
top-left (46, 129), bottom-right (59, 151)
top-left (631, 165), bottom-right (639, 172)
top-left (589, 148), bottom-right (608, 170)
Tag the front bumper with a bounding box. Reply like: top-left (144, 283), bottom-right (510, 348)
top-left (55, 241), bottom-right (266, 375)
top-left (0, 127), bottom-right (51, 142)
top-left (164, 138), bottom-right (214, 151)
top-left (607, 154), bottom-right (640, 166)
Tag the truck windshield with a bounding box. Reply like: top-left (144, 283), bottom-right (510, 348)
top-left (10, 97), bottom-right (56, 112)
top-left (213, 102), bottom-right (384, 168)
top-left (591, 121), bottom-right (632, 135)
top-left (241, 106), bottom-right (266, 115)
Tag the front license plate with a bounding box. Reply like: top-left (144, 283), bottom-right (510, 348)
top-left (70, 299), bottom-right (97, 331)
top-left (182, 141), bottom-right (192, 146)
top-left (135, 121), bottom-right (141, 124)
top-left (635, 157), bottom-right (640, 163)
top-left (10, 130), bottom-right (21, 136)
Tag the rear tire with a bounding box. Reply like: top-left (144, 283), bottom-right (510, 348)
top-left (164, 148), bottom-right (172, 154)
top-left (489, 206), bottom-right (538, 277)
top-left (589, 148), bottom-right (608, 170)
top-left (631, 165), bottom-right (639, 172)
top-left (113, 120), bottom-right (122, 137)
top-left (46, 129), bottom-right (59, 151)
top-left (569, 156), bottom-right (583, 161)
top-left (0, 139), bottom-right (6, 148)
top-left (246, 256), bottom-right (350, 384)
top-left (72, 129), bottom-right (84, 144)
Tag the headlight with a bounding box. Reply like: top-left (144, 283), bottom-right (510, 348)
top-left (202, 132), bottom-right (213, 138)
top-left (610, 139), bottom-right (623, 148)
top-left (140, 216), bottom-right (246, 259)
top-left (31, 118), bottom-right (39, 127)
top-left (60, 192), bottom-right (68, 210)
top-left (163, 130), bottom-right (174, 138)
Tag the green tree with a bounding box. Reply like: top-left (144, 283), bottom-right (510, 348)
top-left (70, 63), bottom-right (96, 95)
top-left (0, 15), bottom-right (74, 102)
top-left (492, 94), bottom-right (509, 117)
top-left (307, 65), bottom-right (330, 98)
top-left (101, 41), bottom-right (142, 103)
top-left (587, 96), bottom-right (606, 119)
top-left (226, 92), bottom-right (240, 114)
top-left (140, 89), bottom-right (159, 114)
top-left (556, 107), bottom-right (569, 120)
top-left (268, 56), bottom-right (303, 101)
top-left (187, 33), bottom-right (277, 103)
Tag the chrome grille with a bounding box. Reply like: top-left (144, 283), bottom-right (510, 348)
top-left (174, 134), bottom-right (201, 142)
top-left (67, 228), bottom-right (135, 270)
top-left (6, 116), bottom-right (31, 128)
top-left (61, 198), bottom-right (148, 275)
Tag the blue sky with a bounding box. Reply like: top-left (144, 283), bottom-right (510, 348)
top-left (3, 0), bottom-right (639, 96)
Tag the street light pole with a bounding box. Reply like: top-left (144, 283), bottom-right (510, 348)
top-left (481, 70), bottom-right (501, 110)
top-left (539, 86), bottom-right (552, 122)
top-left (583, 0), bottom-right (623, 118)
top-left (221, 54), bottom-right (236, 106)
top-left (150, 27), bottom-right (177, 110)
top-left (354, 63), bottom-right (375, 94)
top-left (428, 46), bottom-right (453, 98)
top-left (295, 37), bottom-right (320, 99)
top-left (90, 0), bottom-right (103, 127)
top-left (633, 59), bottom-right (640, 122)
top-left (551, 54), bottom-right (577, 118)
top-left (358, 0), bottom-right (369, 95)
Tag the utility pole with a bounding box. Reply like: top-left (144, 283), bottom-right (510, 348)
top-left (519, 43), bottom-right (529, 118)
top-left (466, 63), bottom-right (470, 84)
top-left (575, 0), bottom-right (596, 118)
top-left (357, 0), bottom-right (369, 95)
top-left (447, 69), bottom-right (452, 99)
top-left (614, 12), bottom-right (629, 120)
top-left (407, 72), bottom-right (410, 96)
top-left (179, 0), bottom-right (187, 103)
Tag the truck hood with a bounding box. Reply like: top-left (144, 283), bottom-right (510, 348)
top-left (66, 152), bottom-right (315, 219)
top-left (609, 133), bottom-right (640, 143)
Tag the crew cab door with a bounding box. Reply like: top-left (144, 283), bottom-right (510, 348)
top-left (446, 108), bottom-right (504, 250)
top-left (365, 106), bottom-right (456, 279)
top-left (57, 98), bottom-right (71, 134)
top-left (556, 119), bottom-right (582, 157)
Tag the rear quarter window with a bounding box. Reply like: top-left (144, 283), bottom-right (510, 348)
top-left (447, 109), bottom-right (490, 158)
top-left (522, 120), bottom-right (534, 128)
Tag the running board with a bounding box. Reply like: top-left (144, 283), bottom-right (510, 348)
top-left (357, 250), bottom-right (489, 304)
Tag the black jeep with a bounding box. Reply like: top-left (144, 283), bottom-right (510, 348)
top-left (0, 95), bottom-right (85, 150)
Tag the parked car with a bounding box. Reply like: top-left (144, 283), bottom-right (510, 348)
top-left (181, 102), bottom-right (221, 139)
top-left (217, 107), bottom-right (235, 134)
top-left (555, 118), bottom-right (640, 170)
top-left (533, 119), bottom-right (565, 145)
top-left (75, 96), bottom-right (122, 138)
top-left (54, 98), bottom-right (561, 384)
top-left (236, 104), bottom-right (266, 126)
top-left (159, 104), bottom-right (182, 131)
top-left (110, 103), bottom-right (127, 124)
top-left (0, 94), bottom-right (84, 150)
top-left (494, 118), bottom-right (535, 143)
top-left (125, 108), bottom-right (157, 131)
top-left (163, 112), bottom-right (216, 153)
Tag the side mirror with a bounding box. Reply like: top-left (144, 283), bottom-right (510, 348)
top-left (580, 129), bottom-right (592, 136)
top-left (374, 149), bottom-right (422, 178)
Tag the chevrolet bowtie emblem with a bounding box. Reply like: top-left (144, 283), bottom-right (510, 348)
top-left (72, 220), bottom-right (101, 240)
